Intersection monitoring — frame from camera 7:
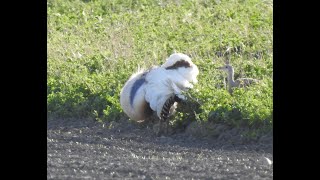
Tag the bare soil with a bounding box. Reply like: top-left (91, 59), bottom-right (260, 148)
top-left (47, 118), bottom-right (273, 179)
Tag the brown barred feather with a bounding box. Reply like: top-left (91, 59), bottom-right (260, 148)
top-left (160, 95), bottom-right (178, 121)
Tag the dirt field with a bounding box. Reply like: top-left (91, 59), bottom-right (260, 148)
top-left (47, 118), bottom-right (273, 179)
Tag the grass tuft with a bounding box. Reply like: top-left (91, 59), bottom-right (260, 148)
top-left (48, 0), bottom-right (273, 132)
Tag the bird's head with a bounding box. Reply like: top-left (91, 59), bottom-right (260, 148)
top-left (217, 64), bottom-right (233, 72)
top-left (161, 53), bottom-right (199, 84)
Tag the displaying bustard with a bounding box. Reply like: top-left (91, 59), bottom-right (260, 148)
top-left (120, 53), bottom-right (199, 135)
top-left (217, 63), bottom-right (259, 94)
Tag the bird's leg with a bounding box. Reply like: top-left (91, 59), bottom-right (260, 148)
top-left (157, 115), bottom-right (168, 137)
top-left (156, 116), bottom-right (170, 136)
top-left (156, 117), bottom-right (164, 136)
top-left (164, 117), bottom-right (169, 135)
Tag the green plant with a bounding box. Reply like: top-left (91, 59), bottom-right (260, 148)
top-left (48, 0), bottom-right (273, 132)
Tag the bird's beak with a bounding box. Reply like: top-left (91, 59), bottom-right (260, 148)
top-left (216, 67), bottom-right (224, 70)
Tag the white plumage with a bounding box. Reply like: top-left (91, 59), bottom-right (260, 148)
top-left (120, 53), bottom-right (199, 123)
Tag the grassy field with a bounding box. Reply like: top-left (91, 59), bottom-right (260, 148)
top-left (47, 0), bottom-right (273, 135)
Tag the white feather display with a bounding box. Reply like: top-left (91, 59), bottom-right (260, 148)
top-left (120, 53), bottom-right (199, 123)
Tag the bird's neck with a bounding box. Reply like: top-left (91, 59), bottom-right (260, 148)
top-left (227, 68), bottom-right (236, 86)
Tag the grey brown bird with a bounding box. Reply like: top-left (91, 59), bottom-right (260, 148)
top-left (217, 63), bottom-right (259, 94)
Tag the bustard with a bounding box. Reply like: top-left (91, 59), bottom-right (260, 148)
top-left (120, 53), bottom-right (199, 135)
top-left (217, 63), bottom-right (259, 94)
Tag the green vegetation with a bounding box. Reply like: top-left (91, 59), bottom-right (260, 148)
top-left (48, 0), bottom-right (273, 133)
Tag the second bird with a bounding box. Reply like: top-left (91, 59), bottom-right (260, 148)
top-left (217, 64), bottom-right (259, 94)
